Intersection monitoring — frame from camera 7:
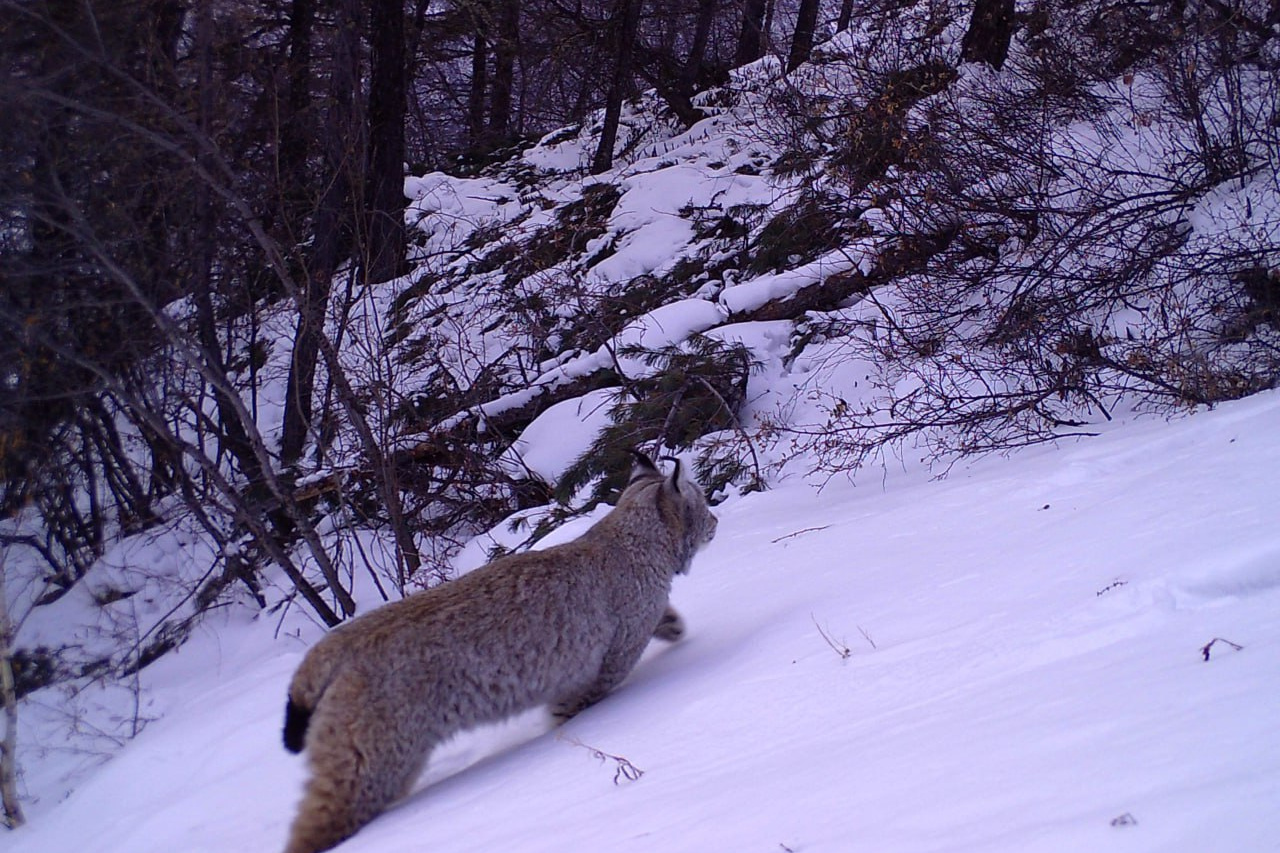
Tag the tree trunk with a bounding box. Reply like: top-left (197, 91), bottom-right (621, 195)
top-left (683, 0), bottom-right (718, 91)
top-left (960, 0), bottom-right (1016, 70)
top-left (279, 0), bottom-right (314, 244)
top-left (787, 0), bottom-right (820, 72)
top-left (193, 2), bottom-right (270, 496)
top-left (366, 0), bottom-right (408, 284)
top-left (633, 55), bottom-right (704, 127)
top-left (734, 0), bottom-right (768, 66)
top-left (837, 0), bottom-right (855, 32)
top-left (487, 0), bottom-right (520, 145)
top-left (468, 18), bottom-right (488, 145)
top-left (0, 553), bottom-right (23, 829)
top-left (280, 0), bottom-right (362, 466)
top-left (591, 0), bottom-right (642, 174)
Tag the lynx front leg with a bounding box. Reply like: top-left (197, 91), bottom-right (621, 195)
top-left (652, 604), bottom-right (685, 642)
top-left (552, 638), bottom-right (648, 723)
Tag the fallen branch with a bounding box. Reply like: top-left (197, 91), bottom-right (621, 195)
top-left (812, 614), bottom-right (852, 661)
top-left (1200, 637), bottom-right (1243, 661)
top-left (772, 525), bottom-right (830, 544)
top-left (1095, 579), bottom-right (1127, 596)
top-left (559, 734), bottom-right (645, 784)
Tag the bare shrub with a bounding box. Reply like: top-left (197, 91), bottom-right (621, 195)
top-left (780, 0), bottom-right (1280, 474)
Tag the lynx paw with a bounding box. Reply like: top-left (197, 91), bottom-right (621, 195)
top-left (653, 607), bottom-right (686, 643)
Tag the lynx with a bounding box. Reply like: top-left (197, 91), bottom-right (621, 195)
top-left (280, 452), bottom-right (717, 853)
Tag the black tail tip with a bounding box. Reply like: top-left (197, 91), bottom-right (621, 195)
top-left (283, 697), bottom-right (311, 753)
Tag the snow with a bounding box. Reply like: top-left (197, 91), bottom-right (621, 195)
top-left (7, 390), bottom-right (1279, 853)
top-left (612, 298), bottom-right (728, 354)
top-left (451, 297), bottom-right (729, 434)
top-left (584, 162), bottom-right (770, 286)
top-left (405, 174), bottom-right (527, 257)
top-left (720, 246), bottom-right (877, 317)
top-left (8, 11), bottom-right (1280, 850)
top-left (500, 387), bottom-right (618, 484)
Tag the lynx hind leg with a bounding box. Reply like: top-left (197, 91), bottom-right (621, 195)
top-left (653, 605), bottom-right (685, 643)
top-left (285, 675), bottom-right (431, 853)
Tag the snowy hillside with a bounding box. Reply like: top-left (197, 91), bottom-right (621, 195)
top-left (5, 390), bottom-right (1280, 853)
top-left (4, 3), bottom-right (1279, 850)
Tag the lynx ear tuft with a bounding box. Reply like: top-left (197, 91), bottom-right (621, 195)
top-left (661, 456), bottom-right (683, 495)
top-left (625, 448), bottom-right (660, 482)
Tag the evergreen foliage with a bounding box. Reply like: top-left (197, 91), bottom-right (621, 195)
top-left (557, 335), bottom-right (759, 507)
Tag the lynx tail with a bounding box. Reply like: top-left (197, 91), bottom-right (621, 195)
top-left (283, 697), bottom-right (312, 753)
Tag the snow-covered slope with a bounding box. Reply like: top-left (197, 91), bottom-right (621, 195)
top-left (6, 5), bottom-right (1279, 848)
top-left (6, 390), bottom-right (1278, 853)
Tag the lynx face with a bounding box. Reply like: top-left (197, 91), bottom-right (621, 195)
top-left (684, 481), bottom-right (718, 551)
top-left (668, 463), bottom-right (717, 572)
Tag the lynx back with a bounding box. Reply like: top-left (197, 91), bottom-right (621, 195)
top-left (280, 451), bottom-right (716, 853)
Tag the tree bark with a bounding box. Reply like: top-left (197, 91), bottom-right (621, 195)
top-left (487, 0), bottom-right (520, 145)
top-left (192, 2), bottom-right (271, 497)
top-left (366, 0), bottom-right (408, 283)
top-left (279, 0), bottom-right (314, 243)
top-left (591, 0), bottom-right (642, 174)
top-left (960, 0), bottom-right (1016, 70)
top-left (0, 552), bottom-right (23, 829)
top-left (280, 0), bottom-right (362, 466)
top-left (734, 0), bottom-right (768, 66)
top-left (787, 0), bottom-right (820, 72)
top-left (837, 0), bottom-right (855, 32)
top-left (468, 17), bottom-right (488, 145)
top-left (679, 0), bottom-right (719, 98)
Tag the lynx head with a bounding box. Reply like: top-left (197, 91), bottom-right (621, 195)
top-left (626, 450), bottom-right (718, 572)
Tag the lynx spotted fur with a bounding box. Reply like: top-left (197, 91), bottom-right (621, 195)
top-left (280, 452), bottom-right (717, 853)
